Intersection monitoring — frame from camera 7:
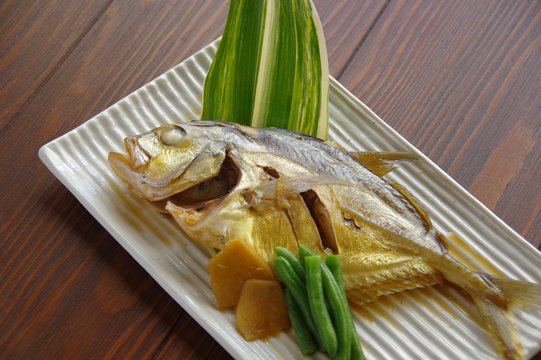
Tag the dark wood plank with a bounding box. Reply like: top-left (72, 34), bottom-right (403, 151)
top-left (0, 0), bottom-right (113, 130)
top-left (0, 182), bottom-right (182, 358)
top-left (314, 0), bottom-right (389, 76)
top-left (339, 0), bottom-right (541, 246)
top-left (153, 315), bottom-right (237, 360)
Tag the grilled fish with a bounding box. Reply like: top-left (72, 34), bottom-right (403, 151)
top-left (108, 121), bottom-right (540, 359)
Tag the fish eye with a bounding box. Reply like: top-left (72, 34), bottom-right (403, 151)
top-left (160, 125), bottom-right (186, 146)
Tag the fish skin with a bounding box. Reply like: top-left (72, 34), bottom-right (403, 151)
top-left (109, 120), bottom-right (539, 359)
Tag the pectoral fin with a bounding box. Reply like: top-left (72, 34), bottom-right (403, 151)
top-left (349, 151), bottom-right (419, 176)
top-left (247, 175), bottom-right (350, 202)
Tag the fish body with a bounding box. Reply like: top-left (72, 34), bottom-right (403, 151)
top-left (109, 121), bottom-right (540, 359)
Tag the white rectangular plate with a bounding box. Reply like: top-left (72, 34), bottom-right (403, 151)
top-left (39, 40), bottom-right (541, 359)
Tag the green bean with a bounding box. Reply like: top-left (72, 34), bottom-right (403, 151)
top-left (274, 256), bottom-right (318, 340)
top-left (284, 289), bottom-right (318, 355)
top-left (305, 255), bottom-right (337, 357)
top-left (321, 263), bottom-right (351, 360)
top-left (298, 244), bottom-right (317, 265)
top-left (326, 255), bottom-right (365, 360)
top-left (275, 247), bottom-right (305, 279)
top-left (350, 333), bottom-right (365, 360)
top-left (325, 255), bottom-right (345, 290)
top-left (301, 247), bottom-right (354, 358)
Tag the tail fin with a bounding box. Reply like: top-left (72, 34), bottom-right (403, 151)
top-left (472, 274), bottom-right (541, 360)
top-left (487, 275), bottom-right (541, 311)
top-left (472, 291), bottom-right (523, 360)
top-left (436, 253), bottom-right (541, 360)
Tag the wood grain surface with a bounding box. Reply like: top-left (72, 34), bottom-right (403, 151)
top-left (1, 0), bottom-right (539, 359)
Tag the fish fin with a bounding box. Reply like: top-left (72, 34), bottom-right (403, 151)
top-left (389, 181), bottom-right (431, 227)
top-left (442, 263), bottom-right (538, 359)
top-left (248, 175), bottom-right (350, 201)
top-left (348, 151), bottom-right (419, 176)
top-left (388, 181), bottom-right (451, 250)
top-left (485, 275), bottom-right (541, 311)
top-left (433, 256), bottom-right (532, 359)
top-left (240, 175), bottom-right (348, 219)
top-left (472, 291), bottom-right (524, 360)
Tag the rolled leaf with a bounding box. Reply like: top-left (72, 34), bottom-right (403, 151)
top-left (201, 0), bottom-right (329, 140)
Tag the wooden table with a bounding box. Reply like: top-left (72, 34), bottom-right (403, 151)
top-left (1, 0), bottom-right (540, 358)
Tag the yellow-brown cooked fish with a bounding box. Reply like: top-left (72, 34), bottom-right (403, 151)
top-left (108, 121), bottom-right (541, 359)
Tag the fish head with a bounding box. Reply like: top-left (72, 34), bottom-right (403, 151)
top-left (108, 123), bottom-right (230, 202)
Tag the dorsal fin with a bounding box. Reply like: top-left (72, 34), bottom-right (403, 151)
top-left (349, 151), bottom-right (419, 176)
top-left (388, 180), bottom-right (451, 252)
top-left (389, 181), bottom-right (449, 251)
top-left (389, 181), bottom-right (433, 229)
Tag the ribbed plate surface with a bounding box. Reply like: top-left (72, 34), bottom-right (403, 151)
top-left (39, 40), bottom-right (541, 359)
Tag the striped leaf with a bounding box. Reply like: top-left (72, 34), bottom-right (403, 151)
top-left (201, 0), bottom-right (329, 140)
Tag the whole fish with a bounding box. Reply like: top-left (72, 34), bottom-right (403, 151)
top-left (108, 121), bottom-right (540, 359)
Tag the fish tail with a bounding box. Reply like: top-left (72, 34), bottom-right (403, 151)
top-left (469, 273), bottom-right (541, 360)
top-left (485, 274), bottom-right (541, 311)
top-left (437, 255), bottom-right (540, 359)
top-left (471, 287), bottom-right (523, 360)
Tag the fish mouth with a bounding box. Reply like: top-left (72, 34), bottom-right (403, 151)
top-left (149, 154), bottom-right (240, 212)
top-left (108, 151), bottom-right (134, 181)
top-left (110, 136), bottom-right (149, 166)
top-left (108, 135), bottom-right (152, 182)
top-left (124, 137), bottom-right (151, 168)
